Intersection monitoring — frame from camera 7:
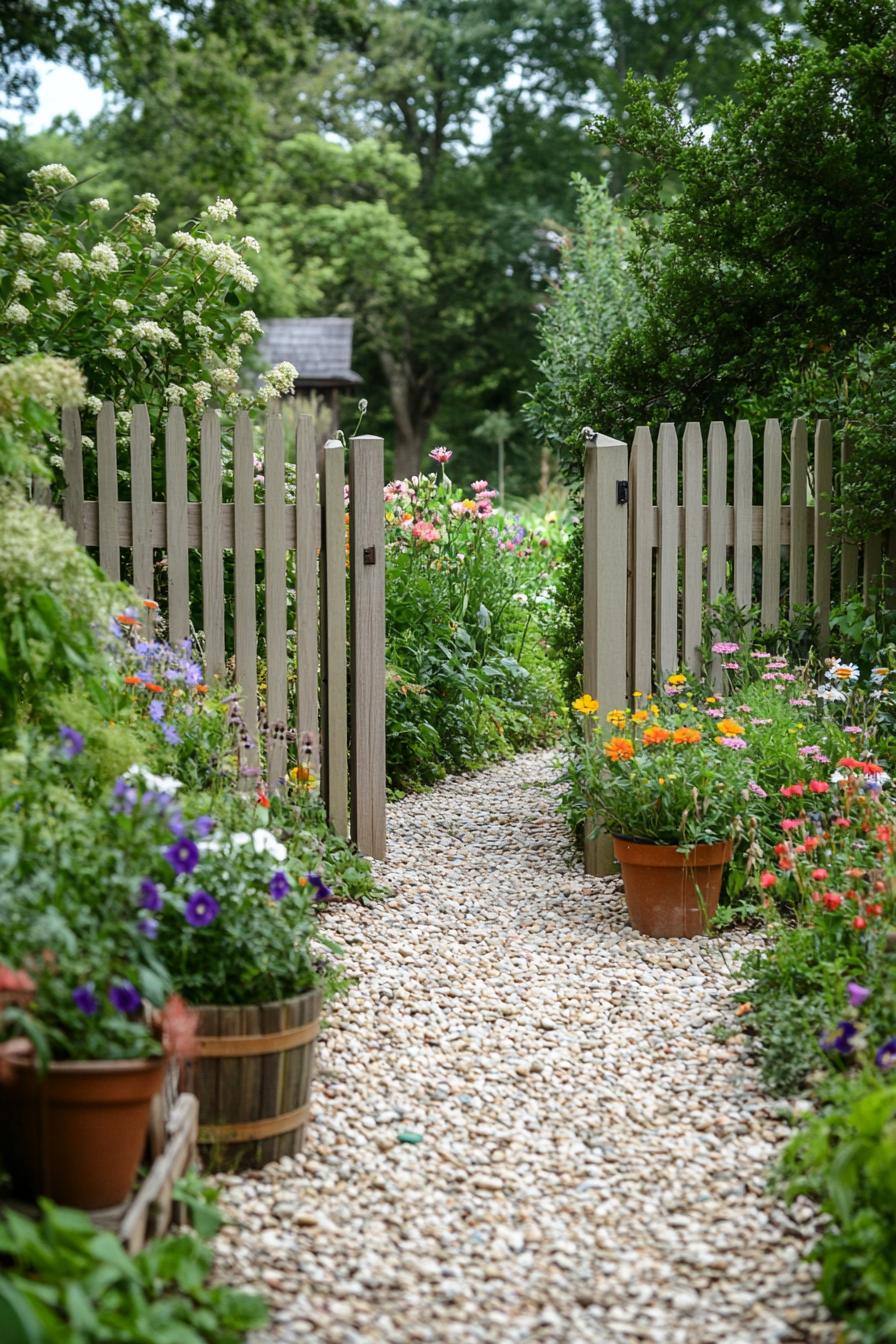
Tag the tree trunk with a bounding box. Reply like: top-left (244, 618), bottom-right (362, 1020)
top-left (378, 345), bottom-right (438, 481)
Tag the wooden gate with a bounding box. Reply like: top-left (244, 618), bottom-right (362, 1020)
top-left (56, 400), bottom-right (386, 858)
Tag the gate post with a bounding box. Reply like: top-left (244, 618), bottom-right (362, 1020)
top-left (582, 428), bottom-right (629, 877)
top-left (349, 434), bottom-right (387, 859)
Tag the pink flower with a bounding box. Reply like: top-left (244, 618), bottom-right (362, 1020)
top-left (748, 780), bottom-right (768, 798)
top-left (476, 499), bottom-right (494, 518)
top-left (751, 651), bottom-right (771, 659)
top-left (429, 446), bottom-right (452, 464)
top-left (790, 698), bottom-right (812, 707)
top-left (722, 661), bottom-right (740, 670)
top-left (808, 779), bottom-right (829, 794)
top-left (411, 520), bottom-right (440, 544)
top-left (450, 501), bottom-right (467, 517)
top-left (470, 479), bottom-right (489, 493)
top-left (799, 745), bottom-right (821, 756)
top-left (844, 725), bottom-right (864, 734)
top-left (706, 707), bottom-right (724, 718)
top-left (781, 818), bottom-right (804, 831)
top-left (719, 736), bottom-right (748, 749)
top-left (750, 718), bottom-right (772, 725)
top-left (760, 871), bottom-right (777, 889)
top-left (712, 641), bottom-right (740, 654)
top-left (780, 783), bottom-right (804, 797)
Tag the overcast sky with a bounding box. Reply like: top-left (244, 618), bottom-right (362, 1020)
top-left (22, 61), bottom-right (104, 132)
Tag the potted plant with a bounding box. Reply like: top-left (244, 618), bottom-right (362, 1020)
top-left (563, 695), bottom-right (753, 936)
top-left (0, 739), bottom-right (189, 1209)
top-left (143, 798), bottom-right (332, 1171)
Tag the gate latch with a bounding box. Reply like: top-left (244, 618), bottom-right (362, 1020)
top-left (363, 546), bottom-right (376, 566)
top-left (616, 480), bottom-right (629, 505)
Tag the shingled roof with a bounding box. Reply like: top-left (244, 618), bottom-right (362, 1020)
top-left (257, 318), bottom-right (362, 388)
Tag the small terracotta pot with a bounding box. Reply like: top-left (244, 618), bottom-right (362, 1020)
top-left (612, 836), bottom-right (733, 938)
top-left (0, 1043), bottom-right (166, 1209)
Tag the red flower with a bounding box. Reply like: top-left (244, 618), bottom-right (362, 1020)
top-left (144, 682), bottom-right (164, 693)
top-left (876, 826), bottom-right (891, 844)
top-left (256, 790), bottom-right (270, 808)
top-left (804, 836), bottom-right (821, 851)
top-left (867, 903), bottom-right (884, 917)
top-left (823, 892), bottom-right (843, 911)
top-left (778, 857), bottom-right (794, 871)
top-left (808, 780), bottom-right (829, 794)
top-left (811, 868), bottom-right (828, 881)
top-left (781, 818), bottom-right (803, 831)
top-left (853, 916), bottom-right (867, 930)
top-left (773, 842), bottom-right (789, 856)
top-left (760, 871), bottom-right (777, 889)
top-left (861, 762), bottom-right (884, 775)
top-left (833, 818), bottom-right (851, 828)
top-left (838, 757), bottom-right (863, 769)
top-left (780, 783), bottom-right (804, 797)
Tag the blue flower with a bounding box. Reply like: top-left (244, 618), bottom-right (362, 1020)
top-left (139, 878), bottom-right (163, 911)
top-left (111, 777), bottom-right (138, 815)
top-left (137, 916), bottom-right (159, 939)
top-left (876, 1039), bottom-right (896, 1070)
top-left (72, 984), bottom-right (99, 1015)
top-left (164, 836), bottom-right (200, 876)
top-left (305, 872), bottom-right (333, 903)
top-left (108, 981), bottom-right (142, 1015)
top-left (269, 870), bottom-right (291, 901)
top-left (194, 815), bottom-right (216, 838)
top-left (149, 700), bottom-right (165, 723)
top-left (819, 1021), bottom-right (858, 1056)
top-left (185, 890), bottom-right (219, 927)
top-left (58, 725), bottom-right (84, 759)
top-left (162, 723), bottom-right (182, 745)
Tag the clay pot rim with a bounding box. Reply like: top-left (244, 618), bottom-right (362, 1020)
top-left (0, 1041), bottom-right (166, 1076)
top-left (612, 835), bottom-right (734, 865)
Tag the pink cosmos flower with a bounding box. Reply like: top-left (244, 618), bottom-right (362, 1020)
top-left (712, 641), bottom-right (740, 654)
top-left (706, 707), bottom-right (724, 718)
top-left (429, 446), bottom-right (452, 464)
top-left (470, 480), bottom-right (489, 493)
top-left (476, 499), bottom-right (494, 518)
top-left (751, 651), bottom-right (771, 659)
top-left (411, 520), bottom-right (440, 543)
top-left (722, 661), bottom-right (740, 670)
top-left (781, 818), bottom-right (804, 831)
top-left (790, 698), bottom-right (812, 707)
top-left (843, 725), bottom-right (864, 734)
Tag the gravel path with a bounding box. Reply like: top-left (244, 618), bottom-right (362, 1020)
top-left (214, 750), bottom-right (833, 1344)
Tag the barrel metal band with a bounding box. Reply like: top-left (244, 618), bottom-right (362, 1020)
top-left (199, 1103), bottom-right (310, 1145)
top-left (196, 1020), bottom-right (319, 1058)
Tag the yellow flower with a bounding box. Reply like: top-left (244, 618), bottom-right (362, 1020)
top-left (606, 709), bottom-right (628, 729)
top-left (717, 718), bottom-right (745, 737)
top-left (667, 673), bottom-right (687, 686)
top-left (658, 776), bottom-right (665, 786)
top-left (572, 693), bottom-right (599, 716)
top-left (705, 696), bottom-right (718, 704)
top-left (633, 691), bottom-right (643, 698)
top-left (632, 710), bottom-right (649, 723)
top-left (672, 726), bottom-right (702, 745)
top-left (650, 703), bottom-right (660, 717)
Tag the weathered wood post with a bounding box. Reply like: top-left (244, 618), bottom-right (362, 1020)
top-left (582, 427), bottom-right (629, 877)
top-left (349, 434), bottom-right (387, 859)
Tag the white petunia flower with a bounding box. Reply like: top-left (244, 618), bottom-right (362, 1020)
top-left (251, 828), bottom-right (287, 862)
top-left (124, 763), bottom-right (184, 794)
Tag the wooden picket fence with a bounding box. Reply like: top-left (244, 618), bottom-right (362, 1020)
top-left (55, 401), bottom-right (386, 858)
top-left (583, 417), bottom-right (895, 717)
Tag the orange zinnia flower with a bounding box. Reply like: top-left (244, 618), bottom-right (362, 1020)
top-left (604, 735), bottom-right (635, 762)
top-left (123, 675), bottom-right (141, 686)
top-left (116, 614), bottom-right (139, 626)
top-left (142, 598), bottom-right (159, 610)
top-left (672, 726), bottom-right (702, 745)
top-left (632, 709), bottom-right (649, 724)
top-left (195, 684), bottom-right (208, 693)
top-left (642, 725), bottom-right (671, 746)
top-left (144, 682), bottom-right (164, 693)
top-left (717, 718), bottom-right (745, 736)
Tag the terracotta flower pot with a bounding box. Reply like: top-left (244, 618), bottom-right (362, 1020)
top-left (612, 836), bottom-right (734, 938)
top-left (0, 1042), bottom-right (166, 1209)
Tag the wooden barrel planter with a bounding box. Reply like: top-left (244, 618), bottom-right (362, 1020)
top-left (181, 988), bottom-right (322, 1172)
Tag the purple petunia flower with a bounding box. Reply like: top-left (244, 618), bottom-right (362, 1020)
top-left (111, 777), bottom-right (138, 816)
top-left (58, 725), bottom-right (85, 759)
top-left (184, 890), bottom-right (219, 927)
top-left (162, 723), bottom-right (182, 745)
top-left (875, 1039), bottom-right (896, 1070)
top-left (269, 870), bottom-right (291, 901)
top-left (72, 984), bottom-right (99, 1015)
top-left (108, 980), bottom-right (142, 1015)
top-left (819, 1021), bottom-right (858, 1055)
top-left (194, 815), bottom-right (216, 837)
top-left (137, 916), bottom-right (159, 939)
top-left (165, 836), bottom-right (199, 875)
top-left (139, 878), bottom-right (163, 911)
top-left (846, 981), bottom-right (871, 1008)
top-left (306, 872), bottom-right (333, 903)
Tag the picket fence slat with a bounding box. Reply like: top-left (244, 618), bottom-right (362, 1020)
top-left (164, 407), bottom-right (190, 646)
top-left (97, 401), bottom-right (120, 581)
top-left (682, 422), bottom-right (703, 674)
top-left (131, 404), bottom-right (154, 605)
top-left (200, 409), bottom-right (225, 680)
top-left (733, 420), bottom-right (752, 611)
top-left (62, 407), bottom-right (84, 542)
top-left (233, 410), bottom-right (258, 773)
top-left (57, 399), bottom-right (385, 857)
top-left (294, 414), bottom-right (319, 751)
top-left (789, 418), bottom-right (809, 614)
top-left (320, 441), bottom-right (348, 838)
top-left (264, 407), bottom-right (288, 791)
top-left (814, 419), bottom-right (833, 653)
top-left (761, 419), bottom-right (782, 629)
top-left (655, 423), bottom-right (679, 681)
top-left (840, 432), bottom-right (859, 598)
top-left (706, 422), bottom-right (728, 691)
top-left (629, 426), bottom-right (654, 696)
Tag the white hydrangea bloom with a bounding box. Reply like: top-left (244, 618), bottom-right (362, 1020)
top-left (28, 163), bottom-right (77, 192)
top-left (171, 231), bottom-right (194, 249)
top-left (240, 235), bottom-right (260, 253)
top-left (47, 292), bottom-right (77, 315)
top-left (260, 361), bottom-right (298, 399)
top-left (131, 319), bottom-right (166, 345)
top-left (88, 197), bottom-right (110, 211)
top-left (20, 232), bottom-right (46, 255)
top-left (182, 310), bottom-right (200, 326)
top-left (165, 384), bottom-right (186, 405)
top-left (56, 251), bottom-right (82, 272)
top-left (193, 380), bottom-right (212, 407)
top-left (211, 366), bottom-right (238, 390)
top-left (88, 242), bottom-right (119, 276)
top-left (86, 395), bottom-right (103, 414)
top-left (132, 192), bottom-right (160, 212)
top-left (12, 271), bottom-right (32, 291)
top-left (203, 197), bottom-right (238, 222)
top-left (105, 346), bottom-right (126, 360)
top-left (6, 302), bottom-right (29, 323)
top-left (112, 298), bottom-right (131, 314)
top-left (238, 309), bottom-right (262, 335)
top-left (131, 215), bottom-right (156, 237)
